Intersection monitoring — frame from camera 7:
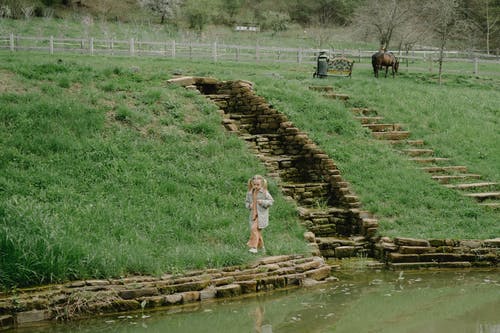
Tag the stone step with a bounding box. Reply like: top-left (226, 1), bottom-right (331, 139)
top-left (324, 93), bottom-right (349, 100)
top-left (401, 148), bottom-right (434, 156)
top-left (309, 86), bottom-right (334, 92)
top-left (362, 123), bottom-right (404, 131)
top-left (431, 174), bottom-right (482, 184)
top-left (444, 182), bottom-right (498, 190)
top-left (354, 116), bottom-right (384, 124)
top-left (388, 139), bottom-right (425, 146)
top-left (421, 166), bottom-right (468, 173)
top-left (205, 94), bottom-right (231, 100)
top-left (372, 131), bottom-right (411, 140)
top-left (409, 157), bottom-right (450, 164)
top-left (463, 192), bottom-right (500, 201)
top-left (351, 107), bottom-right (378, 116)
top-left (228, 114), bottom-right (256, 120)
top-left (407, 140), bottom-right (425, 146)
top-left (479, 202), bottom-right (500, 209)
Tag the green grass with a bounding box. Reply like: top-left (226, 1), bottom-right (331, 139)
top-left (0, 17), bottom-right (376, 50)
top-left (0, 51), bottom-right (498, 288)
top-left (0, 53), bottom-right (309, 288)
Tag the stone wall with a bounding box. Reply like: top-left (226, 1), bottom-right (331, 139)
top-left (167, 77), bottom-right (378, 250)
top-left (0, 255), bottom-right (333, 330)
top-left (168, 77), bottom-right (499, 268)
top-left (376, 237), bottom-right (500, 269)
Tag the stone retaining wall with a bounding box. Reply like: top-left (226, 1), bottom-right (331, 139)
top-left (167, 76), bottom-right (378, 249)
top-left (0, 255), bottom-right (333, 330)
top-left (376, 237), bottom-right (500, 269)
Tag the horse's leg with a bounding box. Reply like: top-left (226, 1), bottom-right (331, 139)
top-left (385, 65), bottom-right (389, 78)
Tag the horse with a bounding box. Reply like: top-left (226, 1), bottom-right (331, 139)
top-left (372, 51), bottom-right (399, 78)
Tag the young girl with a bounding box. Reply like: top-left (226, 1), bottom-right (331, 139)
top-left (245, 175), bottom-right (274, 254)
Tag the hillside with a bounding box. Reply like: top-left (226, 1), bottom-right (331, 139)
top-left (0, 50), bottom-right (499, 288)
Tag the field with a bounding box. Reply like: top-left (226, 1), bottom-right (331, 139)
top-left (0, 45), bottom-right (499, 288)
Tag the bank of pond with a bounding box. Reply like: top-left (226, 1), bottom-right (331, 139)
top-left (4, 267), bottom-right (499, 333)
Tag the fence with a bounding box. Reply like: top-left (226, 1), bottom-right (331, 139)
top-left (1, 34), bottom-right (499, 76)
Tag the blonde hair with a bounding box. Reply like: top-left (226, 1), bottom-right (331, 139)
top-left (248, 174), bottom-right (268, 191)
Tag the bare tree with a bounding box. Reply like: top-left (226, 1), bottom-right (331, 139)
top-left (463, 0), bottom-right (499, 54)
top-left (423, 0), bottom-right (469, 84)
top-left (138, 0), bottom-right (182, 24)
top-left (354, 0), bottom-right (417, 50)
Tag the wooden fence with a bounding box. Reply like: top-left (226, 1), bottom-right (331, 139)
top-left (1, 34), bottom-right (499, 76)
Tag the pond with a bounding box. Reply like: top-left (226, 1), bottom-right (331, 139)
top-left (11, 268), bottom-right (500, 333)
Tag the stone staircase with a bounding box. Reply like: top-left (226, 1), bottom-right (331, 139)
top-left (166, 78), bottom-right (499, 269)
top-left (349, 106), bottom-right (500, 209)
top-left (168, 77), bottom-right (379, 259)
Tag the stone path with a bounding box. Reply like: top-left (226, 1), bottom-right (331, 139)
top-left (172, 77), bottom-right (380, 260)
top-left (309, 85), bottom-right (499, 209)
top-left (349, 106), bottom-right (500, 209)
top-left (181, 77), bottom-right (497, 271)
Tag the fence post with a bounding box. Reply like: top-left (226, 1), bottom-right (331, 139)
top-left (110, 38), bottom-right (114, 55)
top-left (129, 38), bottom-right (134, 56)
top-left (172, 40), bottom-right (176, 58)
top-left (255, 43), bottom-right (259, 62)
top-left (297, 48), bottom-right (302, 63)
top-left (473, 57), bottom-right (478, 75)
top-left (428, 54), bottom-right (433, 73)
top-left (236, 46), bottom-right (240, 62)
top-left (49, 36), bottom-right (54, 55)
top-left (9, 33), bottom-right (14, 51)
top-left (89, 37), bottom-right (94, 55)
top-left (212, 41), bottom-right (217, 62)
top-left (358, 49), bottom-right (361, 63)
top-left (189, 42), bottom-right (193, 60)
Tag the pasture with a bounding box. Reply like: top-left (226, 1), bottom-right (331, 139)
top-left (0, 50), bottom-right (499, 287)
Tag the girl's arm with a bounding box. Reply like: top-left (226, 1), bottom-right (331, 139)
top-left (258, 191), bottom-right (274, 208)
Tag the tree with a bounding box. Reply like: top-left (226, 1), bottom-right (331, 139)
top-left (182, 0), bottom-right (213, 34)
top-left (288, 0), bottom-right (361, 26)
top-left (462, 0), bottom-right (499, 53)
top-left (138, 0), bottom-right (182, 24)
top-left (354, 0), bottom-right (418, 50)
top-left (222, 0), bottom-right (242, 20)
top-left (423, 0), bottom-right (469, 84)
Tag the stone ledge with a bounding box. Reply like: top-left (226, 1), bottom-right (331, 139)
top-left (0, 255), bottom-right (332, 329)
top-left (377, 237), bottom-right (499, 268)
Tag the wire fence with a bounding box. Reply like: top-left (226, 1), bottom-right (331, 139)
top-left (1, 33), bottom-right (499, 76)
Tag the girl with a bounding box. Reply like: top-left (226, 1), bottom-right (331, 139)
top-left (245, 175), bottom-right (274, 254)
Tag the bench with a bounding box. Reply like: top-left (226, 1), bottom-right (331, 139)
top-left (326, 57), bottom-right (354, 78)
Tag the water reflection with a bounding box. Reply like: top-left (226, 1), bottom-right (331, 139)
top-left (11, 269), bottom-right (500, 333)
top-left (252, 303), bottom-right (272, 333)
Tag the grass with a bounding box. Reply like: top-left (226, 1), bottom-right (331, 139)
top-left (0, 50), bottom-right (498, 288)
top-left (0, 17), bottom-right (376, 50)
top-left (0, 53), bottom-right (309, 288)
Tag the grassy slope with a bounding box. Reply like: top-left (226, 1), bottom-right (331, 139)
top-left (0, 45), bottom-right (498, 288)
top-left (0, 53), bottom-right (309, 288)
top-left (252, 71), bottom-right (499, 239)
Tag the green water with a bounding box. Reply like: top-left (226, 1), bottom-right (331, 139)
top-left (12, 269), bottom-right (500, 333)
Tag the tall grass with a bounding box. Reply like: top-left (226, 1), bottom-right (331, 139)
top-left (251, 68), bottom-right (499, 239)
top-left (0, 51), bottom-right (498, 288)
top-left (0, 53), bottom-right (308, 288)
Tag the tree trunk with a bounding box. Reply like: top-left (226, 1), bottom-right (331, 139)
top-left (438, 34), bottom-right (446, 85)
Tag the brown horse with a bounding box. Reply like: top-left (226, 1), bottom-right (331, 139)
top-left (372, 51), bottom-right (399, 78)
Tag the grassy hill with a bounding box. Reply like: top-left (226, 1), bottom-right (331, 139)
top-left (0, 49), bottom-right (499, 288)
